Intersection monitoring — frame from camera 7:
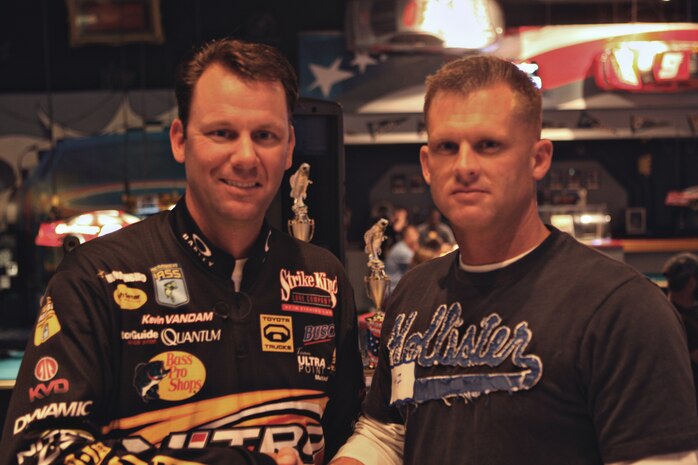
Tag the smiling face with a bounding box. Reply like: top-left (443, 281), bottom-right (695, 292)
top-left (170, 63), bottom-right (295, 236)
top-left (420, 84), bottom-right (552, 238)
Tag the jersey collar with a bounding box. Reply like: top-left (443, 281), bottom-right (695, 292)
top-left (169, 198), bottom-right (271, 286)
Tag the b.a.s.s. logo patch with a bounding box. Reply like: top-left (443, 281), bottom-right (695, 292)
top-left (150, 263), bottom-right (189, 308)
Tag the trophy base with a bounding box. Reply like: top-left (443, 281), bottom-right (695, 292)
top-left (288, 218), bottom-right (315, 242)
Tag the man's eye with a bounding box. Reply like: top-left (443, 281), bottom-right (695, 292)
top-left (475, 140), bottom-right (501, 153)
top-left (435, 141), bottom-right (458, 154)
top-left (254, 131), bottom-right (279, 143)
top-left (209, 129), bottom-right (234, 139)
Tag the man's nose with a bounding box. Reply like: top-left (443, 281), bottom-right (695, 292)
top-left (230, 135), bottom-right (258, 171)
top-left (455, 144), bottom-right (479, 183)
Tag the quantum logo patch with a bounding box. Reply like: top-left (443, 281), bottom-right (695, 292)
top-left (34, 296), bottom-right (61, 347)
top-left (113, 284), bottom-right (147, 310)
top-left (134, 351), bottom-right (205, 402)
top-left (260, 314), bottom-right (294, 353)
top-left (34, 357), bottom-right (58, 382)
top-left (151, 263), bottom-right (189, 308)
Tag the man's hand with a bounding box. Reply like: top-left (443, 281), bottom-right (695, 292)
top-left (329, 459), bottom-right (365, 465)
top-left (271, 447), bottom-right (303, 465)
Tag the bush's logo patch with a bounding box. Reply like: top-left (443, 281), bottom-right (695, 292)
top-left (113, 284), bottom-right (147, 310)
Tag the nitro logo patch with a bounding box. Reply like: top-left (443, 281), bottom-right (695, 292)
top-left (280, 269), bottom-right (338, 317)
top-left (98, 269), bottom-right (147, 284)
top-left (134, 351), bottom-right (205, 402)
top-left (16, 430), bottom-right (93, 464)
top-left (387, 304), bottom-right (542, 406)
top-left (151, 264), bottom-right (189, 308)
top-left (260, 314), bottom-right (294, 353)
top-left (113, 284), bottom-right (147, 310)
top-left (34, 296), bottom-right (61, 347)
top-left (35, 357), bottom-right (58, 382)
top-left (303, 324), bottom-right (335, 345)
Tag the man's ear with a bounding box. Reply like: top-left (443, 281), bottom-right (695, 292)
top-left (170, 119), bottom-right (186, 164)
top-left (531, 138), bottom-right (553, 182)
top-left (285, 124), bottom-right (295, 170)
top-left (419, 144), bottom-right (431, 185)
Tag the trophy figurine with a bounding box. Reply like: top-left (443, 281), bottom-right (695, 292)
top-left (362, 218), bottom-right (391, 368)
top-left (288, 162), bottom-right (315, 242)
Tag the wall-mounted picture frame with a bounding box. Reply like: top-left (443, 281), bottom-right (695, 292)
top-left (66, 0), bottom-right (164, 47)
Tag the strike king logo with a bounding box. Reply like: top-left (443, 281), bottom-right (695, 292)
top-left (280, 269), bottom-right (338, 317)
top-left (260, 314), bottom-right (294, 353)
top-left (113, 284), bottom-right (147, 310)
top-left (151, 263), bottom-right (189, 308)
top-left (34, 296), bottom-right (61, 347)
top-left (133, 351), bottom-right (205, 402)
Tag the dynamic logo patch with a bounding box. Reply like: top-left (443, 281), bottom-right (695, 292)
top-left (113, 284), bottom-right (147, 310)
top-left (260, 314), bottom-right (294, 353)
top-left (387, 304), bottom-right (542, 406)
top-left (14, 401), bottom-right (93, 435)
top-left (133, 351), bottom-right (205, 402)
top-left (151, 264), bottom-right (189, 308)
top-left (280, 269), bottom-right (337, 317)
top-left (34, 296), bottom-right (61, 347)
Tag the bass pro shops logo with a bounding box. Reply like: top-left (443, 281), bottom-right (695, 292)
top-left (151, 263), bottom-right (189, 308)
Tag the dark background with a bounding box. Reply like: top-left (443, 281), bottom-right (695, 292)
top-left (0, 0), bottom-right (694, 93)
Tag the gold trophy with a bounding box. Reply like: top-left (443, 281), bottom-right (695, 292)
top-left (362, 218), bottom-right (390, 368)
top-left (288, 163), bottom-right (315, 242)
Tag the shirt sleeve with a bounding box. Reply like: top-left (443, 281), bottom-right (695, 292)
top-left (580, 277), bottom-right (698, 463)
top-left (608, 450), bottom-right (698, 465)
top-left (331, 415), bottom-right (404, 465)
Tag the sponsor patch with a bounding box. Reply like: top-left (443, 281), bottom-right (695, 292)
top-left (34, 296), bottom-right (61, 347)
top-left (280, 269), bottom-right (337, 317)
top-left (161, 328), bottom-right (221, 347)
top-left (113, 284), bottom-right (147, 310)
top-left (122, 329), bottom-right (159, 345)
top-left (29, 378), bottom-right (70, 402)
top-left (303, 324), bottom-right (335, 345)
top-left (34, 357), bottom-right (59, 382)
top-left (260, 314), bottom-right (294, 353)
top-left (151, 264), bottom-right (189, 308)
top-left (141, 311), bottom-right (215, 326)
top-left (297, 349), bottom-right (332, 382)
top-left (14, 401), bottom-right (93, 435)
top-left (182, 232), bottom-right (214, 268)
top-left (17, 429), bottom-right (93, 464)
top-left (133, 351), bottom-right (205, 402)
top-left (98, 269), bottom-right (147, 284)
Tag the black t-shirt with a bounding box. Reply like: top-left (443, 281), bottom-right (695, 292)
top-left (365, 227), bottom-right (698, 465)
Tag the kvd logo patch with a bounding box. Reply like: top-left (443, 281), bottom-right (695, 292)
top-left (150, 263), bottom-right (189, 308)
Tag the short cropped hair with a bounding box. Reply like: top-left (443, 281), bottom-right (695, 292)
top-left (424, 55), bottom-right (542, 134)
top-left (174, 38), bottom-right (298, 132)
top-left (663, 252), bottom-right (698, 293)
